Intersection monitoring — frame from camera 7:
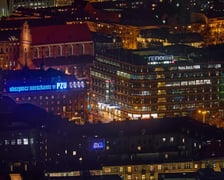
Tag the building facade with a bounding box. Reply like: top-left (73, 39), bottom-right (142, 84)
top-left (0, 21), bottom-right (94, 122)
top-left (0, 100), bottom-right (223, 180)
top-left (90, 48), bottom-right (224, 121)
top-left (1, 68), bottom-right (87, 122)
top-left (13, 0), bottom-right (55, 9)
top-left (19, 21), bottom-right (94, 72)
top-left (0, 30), bottom-right (20, 70)
top-left (0, 21), bottom-right (94, 87)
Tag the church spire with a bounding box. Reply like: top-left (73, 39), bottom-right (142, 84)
top-left (18, 21), bottom-right (33, 69)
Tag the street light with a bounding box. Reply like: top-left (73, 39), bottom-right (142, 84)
top-left (198, 110), bottom-right (208, 123)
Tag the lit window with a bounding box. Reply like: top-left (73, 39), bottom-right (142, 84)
top-left (165, 154), bottom-right (168, 159)
top-left (23, 138), bottom-right (29, 145)
top-left (150, 165), bottom-right (154, 171)
top-left (184, 163), bottom-right (190, 169)
top-left (17, 139), bottom-right (22, 145)
top-left (72, 151), bottom-right (77, 156)
top-left (104, 167), bottom-right (111, 173)
top-left (137, 146), bottom-right (141, 151)
top-left (63, 106), bottom-right (66, 112)
top-left (30, 138), bottom-right (34, 144)
top-left (5, 140), bottom-right (9, 145)
top-left (127, 166), bottom-right (132, 173)
top-left (170, 137), bottom-right (174, 142)
top-left (162, 137), bottom-right (166, 142)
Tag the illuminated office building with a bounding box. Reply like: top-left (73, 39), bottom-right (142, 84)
top-left (1, 68), bottom-right (87, 122)
top-left (90, 48), bottom-right (224, 121)
top-left (12, 0), bottom-right (74, 9)
top-left (13, 0), bottom-right (54, 9)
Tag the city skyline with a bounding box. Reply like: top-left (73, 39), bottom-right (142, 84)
top-left (0, 0), bottom-right (224, 124)
top-left (1, 0), bottom-right (224, 179)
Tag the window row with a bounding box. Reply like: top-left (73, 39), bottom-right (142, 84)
top-left (0, 138), bottom-right (34, 146)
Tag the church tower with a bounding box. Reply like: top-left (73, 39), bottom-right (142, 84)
top-left (18, 21), bottom-right (33, 69)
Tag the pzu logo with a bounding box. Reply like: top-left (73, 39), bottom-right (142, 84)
top-left (56, 82), bottom-right (67, 90)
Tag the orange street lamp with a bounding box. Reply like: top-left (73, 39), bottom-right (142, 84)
top-left (198, 110), bottom-right (208, 123)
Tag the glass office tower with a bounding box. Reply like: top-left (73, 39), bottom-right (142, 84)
top-left (90, 48), bottom-right (224, 121)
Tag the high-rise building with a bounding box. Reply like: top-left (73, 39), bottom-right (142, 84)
top-left (90, 47), bottom-right (224, 121)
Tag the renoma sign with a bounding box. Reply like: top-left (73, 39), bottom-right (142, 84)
top-left (147, 55), bottom-right (175, 65)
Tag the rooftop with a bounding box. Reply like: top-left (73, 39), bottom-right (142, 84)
top-left (30, 23), bottom-right (93, 45)
top-left (32, 55), bottom-right (93, 67)
top-left (97, 44), bottom-right (224, 66)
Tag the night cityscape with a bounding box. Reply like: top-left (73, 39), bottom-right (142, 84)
top-left (1, 0), bottom-right (224, 179)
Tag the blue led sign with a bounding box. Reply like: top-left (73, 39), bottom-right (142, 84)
top-left (56, 82), bottom-right (67, 90)
top-left (89, 138), bottom-right (105, 151)
top-left (93, 142), bottom-right (104, 149)
top-left (8, 81), bottom-right (85, 93)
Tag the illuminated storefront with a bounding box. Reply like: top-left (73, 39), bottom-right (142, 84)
top-left (90, 49), bottom-right (224, 121)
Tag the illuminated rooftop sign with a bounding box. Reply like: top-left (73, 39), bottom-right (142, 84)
top-left (147, 55), bottom-right (175, 65)
top-left (8, 81), bottom-right (85, 93)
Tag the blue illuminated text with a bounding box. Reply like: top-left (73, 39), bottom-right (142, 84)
top-left (8, 81), bottom-right (85, 93)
